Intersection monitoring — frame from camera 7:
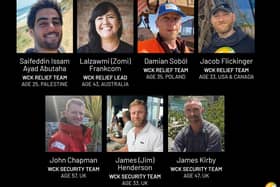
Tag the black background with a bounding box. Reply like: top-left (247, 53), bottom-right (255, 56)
top-left (14, 0), bottom-right (279, 186)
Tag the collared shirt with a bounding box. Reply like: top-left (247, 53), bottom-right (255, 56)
top-left (172, 120), bottom-right (222, 152)
top-left (127, 122), bottom-right (163, 152)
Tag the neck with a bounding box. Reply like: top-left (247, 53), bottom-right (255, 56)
top-left (190, 120), bottom-right (203, 134)
top-left (134, 123), bottom-right (146, 137)
top-left (218, 28), bottom-right (235, 38)
top-left (35, 46), bottom-right (58, 53)
top-left (101, 37), bottom-right (120, 52)
top-left (164, 40), bottom-right (177, 50)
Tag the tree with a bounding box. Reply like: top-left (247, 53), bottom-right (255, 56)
top-left (198, 0), bottom-right (214, 52)
top-left (84, 96), bottom-right (102, 152)
top-left (204, 96), bottom-right (225, 150)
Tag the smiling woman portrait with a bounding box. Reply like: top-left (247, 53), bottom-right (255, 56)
top-left (77, 0), bottom-right (133, 53)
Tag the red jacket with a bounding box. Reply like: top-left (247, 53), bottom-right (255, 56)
top-left (48, 122), bottom-right (92, 152)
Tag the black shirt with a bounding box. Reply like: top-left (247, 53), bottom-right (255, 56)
top-left (202, 27), bottom-right (255, 53)
top-left (77, 40), bottom-right (133, 53)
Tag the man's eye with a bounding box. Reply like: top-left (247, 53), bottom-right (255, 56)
top-left (53, 20), bottom-right (61, 26)
top-left (39, 22), bottom-right (49, 27)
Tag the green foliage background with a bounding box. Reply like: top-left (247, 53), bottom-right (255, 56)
top-left (168, 96), bottom-right (225, 151)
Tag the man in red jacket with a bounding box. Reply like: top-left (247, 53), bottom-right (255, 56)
top-left (48, 98), bottom-right (92, 152)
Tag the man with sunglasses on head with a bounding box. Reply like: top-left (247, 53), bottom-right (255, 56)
top-left (26, 0), bottom-right (64, 53)
top-left (202, 2), bottom-right (254, 53)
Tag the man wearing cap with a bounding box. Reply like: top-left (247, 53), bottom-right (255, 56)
top-left (138, 3), bottom-right (191, 53)
top-left (202, 2), bottom-right (254, 53)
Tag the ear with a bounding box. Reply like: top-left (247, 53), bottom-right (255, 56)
top-left (178, 22), bottom-right (182, 29)
top-left (201, 107), bottom-right (205, 113)
top-left (155, 19), bottom-right (159, 28)
top-left (29, 29), bottom-right (34, 38)
top-left (232, 13), bottom-right (236, 22)
top-left (210, 16), bottom-right (214, 25)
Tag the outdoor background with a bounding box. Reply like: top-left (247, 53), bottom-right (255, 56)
top-left (77, 0), bottom-right (134, 49)
top-left (45, 96), bottom-right (102, 152)
top-left (16, 0), bottom-right (73, 53)
top-left (198, 0), bottom-right (255, 52)
top-left (168, 96), bottom-right (225, 152)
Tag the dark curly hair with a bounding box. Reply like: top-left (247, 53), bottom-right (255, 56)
top-left (27, 0), bottom-right (63, 29)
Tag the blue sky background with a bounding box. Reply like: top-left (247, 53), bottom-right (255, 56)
top-left (17, 0), bottom-right (63, 10)
top-left (17, 0), bottom-right (37, 10)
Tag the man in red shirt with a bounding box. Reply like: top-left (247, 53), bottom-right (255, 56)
top-left (48, 98), bottom-right (92, 152)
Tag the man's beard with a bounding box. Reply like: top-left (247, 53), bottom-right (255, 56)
top-left (133, 119), bottom-right (147, 127)
top-left (216, 23), bottom-right (233, 35)
top-left (36, 32), bottom-right (62, 49)
top-left (188, 115), bottom-right (202, 123)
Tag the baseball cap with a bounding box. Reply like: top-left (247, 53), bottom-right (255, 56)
top-left (211, 2), bottom-right (233, 15)
top-left (156, 3), bottom-right (186, 19)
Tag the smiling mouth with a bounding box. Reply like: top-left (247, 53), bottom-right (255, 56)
top-left (101, 26), bottom-right (113, 31)
top-left (73, 120), bottom-right (82, 123)
top-left (44, 32), bottom-right (59, 39)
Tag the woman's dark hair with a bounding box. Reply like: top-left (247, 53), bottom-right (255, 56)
top-left (27, 0), bottom-right (62, 29)
top-left (88, 2), bottom-right (123, 51)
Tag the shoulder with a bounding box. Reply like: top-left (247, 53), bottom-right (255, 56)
top-left (138, 38), bottom-right (157, 45)
top-left (77, 44), bottom-right (91, 53)
top-left (201, 46), bottom-right (208, 53)
top-left (120, 41), bottom-right (133, 48)
top-left (127, 127), bottom-right (135, 136)
top-left (125, 121), bottom-right (133, 128)
top-left (201, 44), bottom-right (213, 53)
top-left (243, 34), bottom-right (255, 44)
top-left (138, 38), bottom-right (162, 53)
top-left (58, 47), bottom-right (65, 53)
top-left (118, 41), bottom-right (133, 52)
top-left (146, 123), bottom-right (162, 136)
top-left (203, 120), bottom-right (220, 135)
top-left (25, 48), bottom-right (36, 53)
top-left (176, 126), bottom-right (190, 137)
top-left (51, 130), bottom-right (69, 140)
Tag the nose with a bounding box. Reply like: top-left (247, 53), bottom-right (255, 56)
top-left (47, 22), bottom-right (56, 31)
top-left (217, 16), bottom-right (225, 22)
top-left (189, 111), bottom-right (194, 116)
top-left (102, 17), bottom-right (109, 24)
top-left (133, 112), bottom-right (141, 118)
top-left (134, 112), bottom-right (139, 118)
top-left (73, 112), bottom-right (83, 119)
top-left (167, 19), bottom-right (176, 26)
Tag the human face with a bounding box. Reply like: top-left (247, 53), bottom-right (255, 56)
top-left (30, 8), bottom-right (62, 52)
top-left (95, 10), bottom-right (120, 39)
top-left (130, 105), bottom-right (147, 128)
top-left (64, 103), bottom-right (85, 126)
top-left (122, 114), bottom-right (128, 123)
top-left (156, 12), bottom-right (181, 41)
top-left (184, 101), bottom-right (203, 123)
top-left (211, 11), bottom-right (235, 36)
